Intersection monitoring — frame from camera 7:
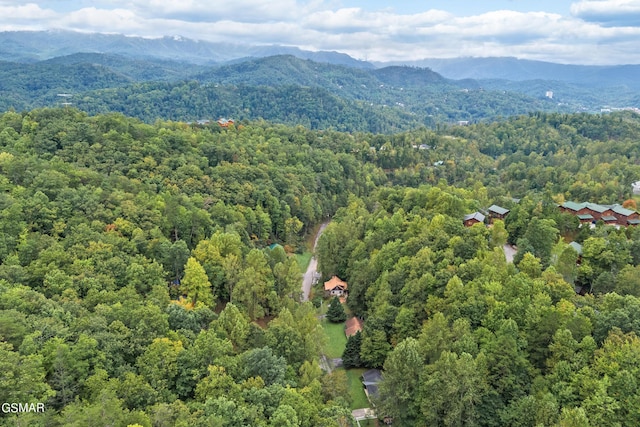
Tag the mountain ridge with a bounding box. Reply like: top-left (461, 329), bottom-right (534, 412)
top-left (3, 30), bottom-right (640, 85)
top-left (1, 30), bottom-right (639, 132)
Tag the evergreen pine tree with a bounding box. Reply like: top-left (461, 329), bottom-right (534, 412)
top-left (342, 331), bottom-right (363, 368)
top-left (326, 297), bottom-right (347, 323)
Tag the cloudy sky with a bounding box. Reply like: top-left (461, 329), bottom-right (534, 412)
top-left (1, 0), bottom-right (640, 64)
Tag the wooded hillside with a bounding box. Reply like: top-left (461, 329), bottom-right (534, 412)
top-left (0, 109), bottom-right (639, 425)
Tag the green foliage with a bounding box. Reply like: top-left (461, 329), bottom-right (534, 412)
top-left (326, 297), bottom-right (347, 323)
top-left (0, 342), bottom-right (54, 405)
top-left (1, 108), bottom-right (640, 425)
top-left (378, 338), bottom-right (423, 424)
top-left (421, 351), bottom-right (488, 426)
top-left (180, 257), bottom-right (213, 307)
top-left (342, 331), bottom-right (363, 369)
top-left (241, 347), bottom-right (287, 386)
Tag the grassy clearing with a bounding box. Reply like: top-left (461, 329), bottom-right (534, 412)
top-left (295, 252), bottom-right (313, 273)
top-left (345, 367), bottom-right (370, 410)
top-left (321, 319), bottom-right (347, 358)
top-left (319, 307), bottom-right (373, 415)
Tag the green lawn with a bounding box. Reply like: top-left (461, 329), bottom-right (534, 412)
top-left (321, 319), bottom-right (347, 358)
top-left (295, 251), bottom-right (313, 272)
top-left (345, 367), bottom-right (370, 410)
top-left (320, 315), bottom-right (373, 414)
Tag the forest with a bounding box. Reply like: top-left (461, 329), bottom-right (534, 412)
top-left (0, 55), bottom-right (589, 131)
top-left (0, 108), bottom-right (639, 426)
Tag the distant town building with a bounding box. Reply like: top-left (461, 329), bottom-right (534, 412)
top-left (217, 118), bottom-right (234, 127)
top-left (545, 91), bottom-right (554, 99)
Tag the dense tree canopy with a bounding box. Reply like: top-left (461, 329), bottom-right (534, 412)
top-left (0, 108), bottom-right (640, 425)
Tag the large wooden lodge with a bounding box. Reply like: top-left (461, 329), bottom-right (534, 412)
top-left (559, 201), bottom-right (640, 227)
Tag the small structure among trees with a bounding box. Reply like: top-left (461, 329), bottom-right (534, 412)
top-left (362, 369), bottom-right (383, 402)
top-left (324, 276), bottom-right (348, 297)
top-left (345, 317), bottom-right (363, 337)
top-left (559, 201), bottom-right (639, 226)
top-left (488, 204), bottom-right (510, 222)
top-left (463, 212), bottom-right (485, 227)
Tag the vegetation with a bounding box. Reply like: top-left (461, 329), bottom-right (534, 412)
top-left (326, 297), bottom-right (347, 323)
top-left (321, 321), bottom-right (347, 360)
top-left (1, 107), bottom-right (640, 425)
top-left (0, 55), bottom-right (596, 132)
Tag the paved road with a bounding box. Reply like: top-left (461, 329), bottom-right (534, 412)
top-left (301, 221), bottom-right (329, 301)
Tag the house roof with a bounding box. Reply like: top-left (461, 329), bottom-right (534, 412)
top-left (577, 214), bottom-right (594, 220)
top-left (324, 276), bottom-right (348, 291)
top-left (569, 241), bottom-right (583, 255)
top-left (562, 201), bottom-right (609, 213)
top-left (463, 212), bottom-right (485, 222)
top-left (563, 201), bottom-right (628, 214)
top-left (602, 215), bottom-right (618, 222)
top-left (610, 204), bottom-right (636, 217)
top-left (585, 203), bottom-right (610, 213)
top-left (362, 369), bottom-right (383, 385)
top-left (562, 201), bottom-right (586, 212)
top-left (488, 205), bottom-right (509, 216)
top-left (364, 383), bottom-right (379, 399)
top-left (345, 317), bottom-right (363, 337)
top-left (628, 219), bottom-right (640, 225)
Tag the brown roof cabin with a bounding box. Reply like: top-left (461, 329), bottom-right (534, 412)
top-left (561, 201), bottom-right (613, 221)
top-left (217, 118), bottom-right (234, 127)
top-left (561, 201), bottom-right (639, 226)
top-left (324, 276), bottom-right (348, 297)
top-left (345, 317), bottom-right (363, 337)
top-left (488, 205), bottom-right (509, 222)
top-left (463, 212), bottom-right (485, 227)
top-left (611, 205), bottom-right (639, 226)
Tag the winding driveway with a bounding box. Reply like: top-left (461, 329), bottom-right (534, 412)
top-left (301, 221), bottom-right (329, 301)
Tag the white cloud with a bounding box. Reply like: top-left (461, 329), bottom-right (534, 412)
top-left (304, 8), bottom-right (451, 32)
top-left (571, 0), bottom-right (640, 26)
top-left (0, 3), bottom-right (57, 24)
top-left (116, 0), bottom-right (319, 22)
top-left (59, 7), bottom-right (143, 34)
top-left (0, 1), bottom-right (639, 64)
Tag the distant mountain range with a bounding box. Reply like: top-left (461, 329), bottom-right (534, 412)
top-left (1, 30), bottom-right (639, 131)
top-left (3, 30), bottom-right (639, 86)
top-left (0, 30), bottom-right (372, 68)
top-left (392, 57), bottom-right (640, 90)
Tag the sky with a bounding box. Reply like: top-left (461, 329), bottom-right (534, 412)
top-left (1, 0), bottom-right (640, 64)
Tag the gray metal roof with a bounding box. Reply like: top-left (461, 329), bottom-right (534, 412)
top-left (488, 205), bottom-right (509, 216)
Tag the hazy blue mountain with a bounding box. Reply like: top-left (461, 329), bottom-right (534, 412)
top-left (372, 66), bottom-right (447, 88)
top-left (194, 55), bottom-right (391, 100)
top-left (0, 30), bottom-right (373, 68)
top-left (244, 46), bottom-right (373, 69)
top-left (0, 59), bottom-right (132, 111)
top-left (0, 30), bottom-right (638, 131)
top-left (390, 57), bottom-right (640, 89)
top-left (4, 30), bottom-right (639, 90)
top-left (42, 53), bottom-right (206, 81)
top-left (0, 30), bottom-right (235, 64)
